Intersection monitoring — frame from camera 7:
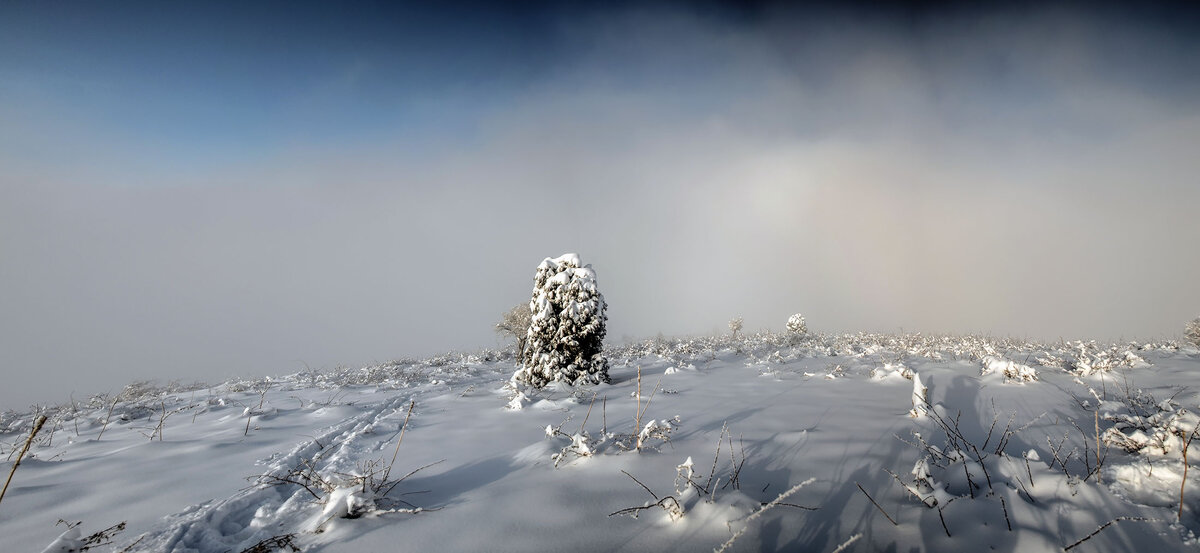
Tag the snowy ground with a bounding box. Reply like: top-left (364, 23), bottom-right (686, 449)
top-left (3, 333), bottom-right (1199, 552)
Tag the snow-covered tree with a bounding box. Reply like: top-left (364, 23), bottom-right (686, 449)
top-left (514, 253), bottom-right (609, 388)
top-left (1186, 317), bottom-right (1200, 347)
top-left (728, 317), bottom-right (743, 338)
top-left (786, 313), bottom-right (807, 336)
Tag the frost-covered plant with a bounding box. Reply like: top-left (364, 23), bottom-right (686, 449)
top-left (495, 302), bottom-right (532, 356)
top-left (786, 313), bottom-right (808, 336)
top-left (728, 317), bottom-right (744, 338)
top-left (1100, 394), bottom-right (1200, 457)
top-left (40, 521), bottom-right (127, 553)
top-left (515, 253), bottom-right (610, 388)
top-left (546, 423), bottom-right (596, 467)
top-left (1186, 317), bottom-right (1200, 347)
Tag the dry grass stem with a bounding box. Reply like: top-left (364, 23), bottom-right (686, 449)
top-left (0, 415), bottom-right (47, 508)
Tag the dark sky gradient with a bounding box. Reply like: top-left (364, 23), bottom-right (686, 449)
top-left (3, 1), bottom-right (1199, 409)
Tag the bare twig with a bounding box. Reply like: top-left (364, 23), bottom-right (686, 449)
top-left (830, 533), bottom-right (862, 553)
top-left (608, 495), bottom-right (682, 518)
top-left (80, 521), bottom-right (127, 550)
top-left (1063, 517), bottom-right (1156, 551)
top-left (117, 534), bottom-right (147, 553)
top-left (377, 459), bottom-right (445, 497)
top-left (620, 470), bottom-right (659, 500)
top-left (856, 482), bottom-right (897, 525)
top-left (938, 497), bottom-right (958, 537)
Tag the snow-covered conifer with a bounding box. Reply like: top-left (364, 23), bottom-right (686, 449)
top-left (514, 253), bottom-right (610, 387)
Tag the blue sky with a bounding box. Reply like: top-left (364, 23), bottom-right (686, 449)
top-left (1, 2), bottom-right (566, 171)
top-left (3, 1), bottom-right (1200, 408)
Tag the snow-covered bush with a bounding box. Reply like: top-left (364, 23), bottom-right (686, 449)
top-left (1186, 317), bottom-right (1200, 347)
top-left (786, 313), bottom-right (808, 335)
top-left (514, 253), bottom-right (610, 388)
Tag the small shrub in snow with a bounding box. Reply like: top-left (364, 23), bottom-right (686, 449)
top-left (786, 313), bottom-right (808, 336)
top-left (980, 355), bottom-right (1038, 383)
top-left (514, 253), bottom-right (610, 388)
top-left (871, 362), bottom-right (913, 381)
top-left (40, 521), bottom-right (126, 553)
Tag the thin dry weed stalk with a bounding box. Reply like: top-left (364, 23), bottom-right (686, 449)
top-left (856, 481), bottom-right (897, 526)
top-left (633, 365), bottom-right (664, 451)
top-left (96, 395), bottom-right (119, 441)
top-left (0, 415), bottom-right (47, 508)
top-left (1179, 420), bottom-right (1200, 522)
top-left (382, 400), bottom-right (416, 484)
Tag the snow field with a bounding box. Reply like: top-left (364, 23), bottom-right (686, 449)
top-left (1, 333), bottom-right (1198, 552)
